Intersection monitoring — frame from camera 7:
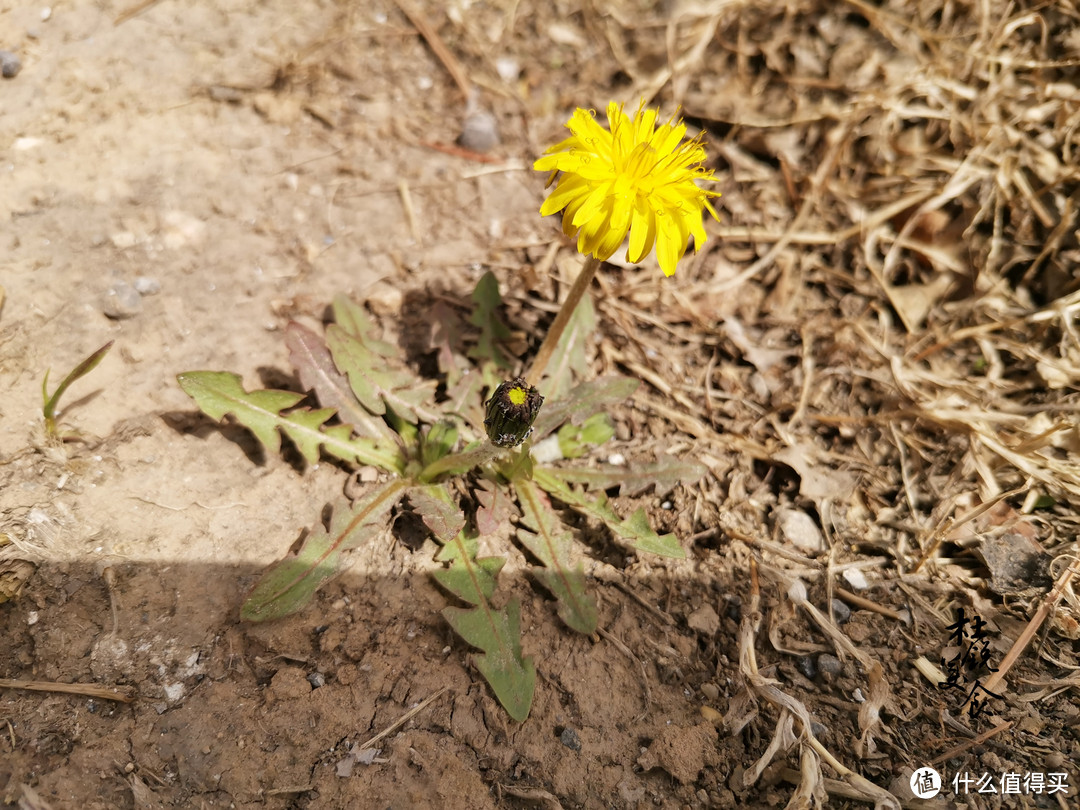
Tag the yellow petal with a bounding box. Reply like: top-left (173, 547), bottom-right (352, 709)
top-left (626, 202), bottom-right (657, 264)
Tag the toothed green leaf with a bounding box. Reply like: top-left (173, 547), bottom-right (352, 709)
top-left (432, 554), bottom-right (504, 602)
top-left (545, 453), bottom-right (706, 497)
top-left (557, 412), bottom-right (615, 459)
top-left (331, 294), bottom-right (397, 356)
top-left (286, 321), bottom-right (398, 445)
top-left (326, 323), bottom-right (438, 426)
top-left (531, 376), bottom-right (639, 441)
top-left (515, 478), bottom-right (598, 634)
top-left (177, 371), bottom-right (402, 473)
top-left (533, 467), bottom-right (685, 558)
top-left (442, 598), bottom-right (535, 721)
top-left (409, 484), bottom-right (466, 542)
top-left (468, 271), bottom-right (513, 369)
top-left (241, 480), bottom-right (408, 622)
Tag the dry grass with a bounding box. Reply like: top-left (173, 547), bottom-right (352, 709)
top-left (494, 0), bottom-right (1080, 804)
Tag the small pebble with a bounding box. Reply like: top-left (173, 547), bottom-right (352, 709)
top-left (0, 50), bottom-right (21, 79)
top-left (796, 656), bottom-right (817, 680)
top-left (458, 107), bottom-right (500, 152)
top-left (559, 727), bottom-right (581, 751)
top-left (809, 721), bottom-right (828, 738)
top-left (133, 276), bottom-right (161, 295)
top-left (842, 568), bottom-right (869, 590)
top-left (102, 281), bottom-right (142, 319)
top-left (816, 653), bottom-right (842, 678)
top-left (495, 56), bottom-right (519, 83)
top-left (830, 599), bottom-right (852, 624)
top-left (307, 672), bottom-right (326, 689)
top-left (661, 500), bottom-right (673, 510)
top-left (700, 682), bottom-right (719, 701)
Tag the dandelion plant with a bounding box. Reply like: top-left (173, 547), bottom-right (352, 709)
top-left (178, 102), bottom-right (719, 720)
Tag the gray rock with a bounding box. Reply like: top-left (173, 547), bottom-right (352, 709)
top-left (458, 108), bottom-right (499, 153)
top-left (0, 51), bottom-right (21, 79)
top-left (830, 598), bottom-right (852, 624)
top-left (816, 653), bottom-right (843, 678)
top-left (102, 282), bottom-right (143, 319)
top-left (796, 656), bottom-right (817, 680)
top-left (559, 726), bottom-right (581, 751)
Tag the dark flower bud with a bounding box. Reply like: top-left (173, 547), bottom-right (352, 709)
top-left (484, 377), bottom-right (543, 448)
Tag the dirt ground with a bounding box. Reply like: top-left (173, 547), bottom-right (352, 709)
top-left (3, 1), bottom-right (1080, 808)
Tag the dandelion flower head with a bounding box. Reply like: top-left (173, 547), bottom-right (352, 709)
top-left (534, 102), bottom-right (720, 277)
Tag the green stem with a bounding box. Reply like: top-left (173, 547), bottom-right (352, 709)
top-left (525, 255), bottom-right (601, 387)
top-left (417, 440), bottom-right (502, 483)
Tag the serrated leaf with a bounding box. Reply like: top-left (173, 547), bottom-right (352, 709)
top-left (443, 369), bottom-right (486, 433)
top-left (178, 371), bottom-right (305, 454)
top-left (326, 324), bottom-right (438, 425)
top-left (475, 477), bottom-right (518, 535)
top-left (409, 484), bottom-right (466, 542)
top-left (332, 294), bottom-right (397, 356)
top-left (177, 371), bottom-right (403, 473)
top-left (531, 376), bottom-right (639, 441)
top-left (540, 291), bottom-right (594, 402)
top-left (241, 480), bottom-right (408, 621)
top-left (432, 553), bottom-right (504, 601)
top-left (442, 598), bottom-right (535, 721)
top-left (468, 271), bottom-right (513, 369)
top-left (431, 527), bottom-right (530, 719)
top-left (286, 321), bottom-right (398, 445)
top-left (430, 300), bottom-right (468, 385)
top-left (557, 412), bottom-right (615, 459)
top-left (515, 478), bottom-right (598, 634)
top-left (533, 467), bottom-right (685, 558)
top-left (544, 453), bottom-right (707, 497)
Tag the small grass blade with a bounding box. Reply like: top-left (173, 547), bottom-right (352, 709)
top-left (41, 340), bottom-right (114, 436)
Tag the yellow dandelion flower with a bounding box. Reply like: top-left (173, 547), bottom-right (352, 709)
top-left (534, 102), bottom-right (721, 277)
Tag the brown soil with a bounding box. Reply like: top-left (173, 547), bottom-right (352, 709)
top-left (2, 2), bottom-right (1079, 809)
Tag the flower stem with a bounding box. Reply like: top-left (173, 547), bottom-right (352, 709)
top-left (524, 254), bottom-right (601, 387)
top-left (417, 440), bottom-right (502, 484)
